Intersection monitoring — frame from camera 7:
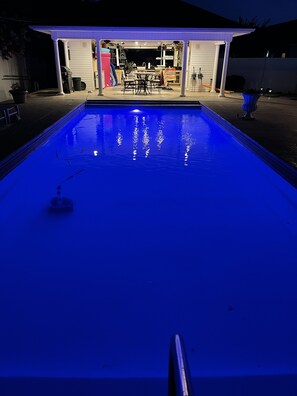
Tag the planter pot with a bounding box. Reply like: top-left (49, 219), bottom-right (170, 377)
top-left (241, 93), bottom-right (260, 120)
top-left (9, 90), bottom-right (28, 104)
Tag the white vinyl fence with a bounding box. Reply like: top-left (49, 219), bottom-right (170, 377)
top-left (218, 57), bottom-right (297, 94)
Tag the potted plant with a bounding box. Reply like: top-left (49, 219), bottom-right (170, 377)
top-left (241, 89), bottom-right (261, 120)
top-left (9, 83), bottom-right (28, 104)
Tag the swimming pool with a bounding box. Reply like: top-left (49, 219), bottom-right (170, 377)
top-left (1, 102), bottom-right (297, 395)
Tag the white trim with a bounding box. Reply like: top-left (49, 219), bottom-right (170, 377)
top-left (30, 26), bottom-right (254, 42)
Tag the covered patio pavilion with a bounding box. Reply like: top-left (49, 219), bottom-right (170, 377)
top-left (30, 25), bottom-right (254, 97)
top-left (27, 0), bottom-right (254, 99)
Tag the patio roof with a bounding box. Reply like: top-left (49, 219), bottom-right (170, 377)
top-left (30, 25), bottom-right (254, 42)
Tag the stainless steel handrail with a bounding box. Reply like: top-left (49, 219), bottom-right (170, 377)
top-left (168, 333), bottom-right (193, 396)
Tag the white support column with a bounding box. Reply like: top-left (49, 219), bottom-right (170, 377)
top-left (180, 40), bottom-right (189, 97)
top-left (62, 40), bottom-right (70, 69)
top-left (211, 43), bottom-right (221, 93)
top-left (162, 48), bottom-right (166, 67)
top-left (115, 46), bottom-right (120, 68)
top-left (173, 46), bottom-right (178, 67)
top-left (52, 37), bottom-right (64, 95)
top-left (219, 40), bottom-right (231, 97)
top-left (96, 39), bottom-right (104, 96)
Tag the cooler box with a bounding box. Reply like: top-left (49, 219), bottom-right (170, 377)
top-left (101, 49), bottom-right (111, 87)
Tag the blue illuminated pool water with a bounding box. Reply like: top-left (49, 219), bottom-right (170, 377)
top-left (1, 104), bottom-right (297, 388)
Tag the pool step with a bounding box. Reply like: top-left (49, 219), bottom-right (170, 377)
top-left (86, 99), bottom-right (201, 107)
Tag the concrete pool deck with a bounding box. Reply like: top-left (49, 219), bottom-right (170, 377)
top-left (0, 86), bottom-right (297, 169)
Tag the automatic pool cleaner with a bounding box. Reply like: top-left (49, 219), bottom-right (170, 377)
top-left (48, 185), bottom-right (73, 213)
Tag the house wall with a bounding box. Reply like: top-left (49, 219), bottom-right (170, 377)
top-left (68, 40), bottom-right (94, 91)
top-left (187, 41), bottom-right (216, 91)
top-left (219, 58), bottom-right (297, 94)
top-left (0, 55), bottom-right (28, 102)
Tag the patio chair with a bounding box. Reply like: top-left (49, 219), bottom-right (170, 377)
top-left (123, 74), bottom-right (137, 94)
top-left (0, 107), bottom-right (8, 127)
top-left (148, 74), bottom-right (161, 93)
top-left (0, 103), bottom-right (21, 126)
top-left (136, 74), bottom-right (150, 95)
top-left (163, 68), bottom-right (176, 88)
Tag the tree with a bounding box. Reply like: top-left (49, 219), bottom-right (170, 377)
top-left (0, 16), bottom-right (30, 60)
top-left (238, 16), bottom-right (270, 28)
top-left (230, 16), bottom-right (272, 58)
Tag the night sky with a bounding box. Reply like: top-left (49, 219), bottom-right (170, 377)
top-left (1, 0), bottom-right (296, 26)
top-left (184, 0), bottom-right (297, 25)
